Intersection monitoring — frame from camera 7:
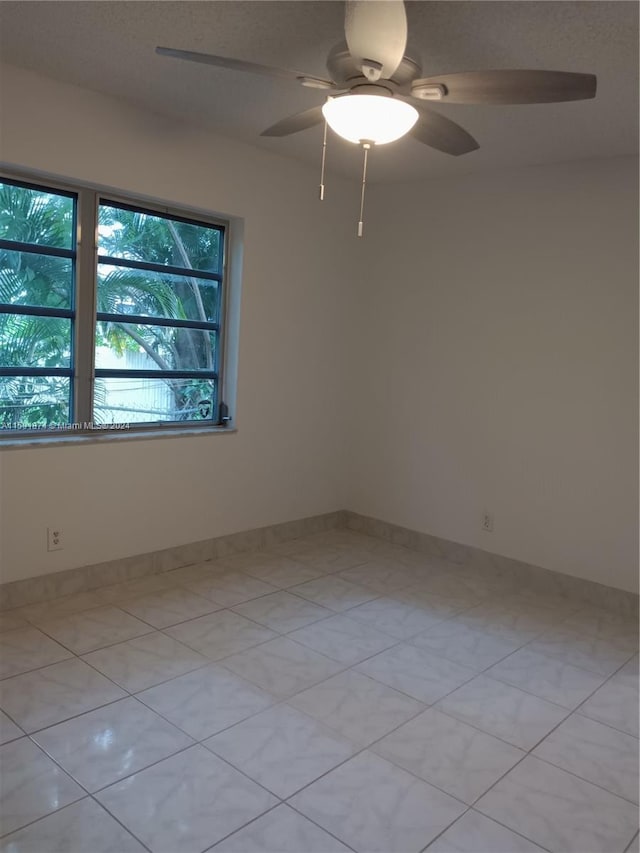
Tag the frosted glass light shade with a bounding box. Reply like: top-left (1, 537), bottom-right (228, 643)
top-left (322, 94), bottom-right (418, 145)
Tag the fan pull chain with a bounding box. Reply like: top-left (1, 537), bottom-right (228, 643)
top-left (319, 121), bottom-right (328, 201)
top-left (357, 142), bottom-right (371, 238)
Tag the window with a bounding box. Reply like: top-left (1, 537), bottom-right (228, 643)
top-left (0, 175), bottom-right (230, 436)
top-left (95, 200), bottom-right (224, 425)
top-left (0, 179), bottom-right (77, 429)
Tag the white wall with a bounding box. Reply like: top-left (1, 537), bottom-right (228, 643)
top-left (0, 64), bottom-right (357, 583)
top-left (1, 64), bottom-right (637, 596)
top-left (349, 156), bottom-right (639, 593)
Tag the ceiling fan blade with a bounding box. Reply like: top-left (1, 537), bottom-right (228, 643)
top-left (261, 106), bottom-right (325, 137)
top-left (344, 0), bottom-right (407, 80)
top-left (409, 106), bottom-right (479, 156)
top-left (411, 70), bottom-right (597, 105)
top-left (156, 47), bottom-right (334, 89)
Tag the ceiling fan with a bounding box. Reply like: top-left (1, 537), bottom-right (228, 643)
top-left (156, 0), bottom-right (597, 234)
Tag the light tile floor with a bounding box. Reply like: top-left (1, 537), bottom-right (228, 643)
top-left (0, 529), bottom-right (638, 853)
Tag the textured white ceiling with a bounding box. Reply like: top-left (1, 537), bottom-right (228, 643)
top-left (0, 1), bottom-right (637, 182)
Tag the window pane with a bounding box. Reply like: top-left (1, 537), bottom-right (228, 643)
top-left (0, 376), bottom-right (71, 429)
top-left (95, 322), bottom-right (216, 372)
top-left (93, 376), bottom-right (217, 424)
top-left (98, 203), bottom-right (222, 274)
top-left (0, 250), bottom-right (73, 310)
top-left (0, 181), bottom-right (75, 250)
top-left (97, 263), bottom-right (219, 323)
top-left (0, 314), bottom-right (72, 368)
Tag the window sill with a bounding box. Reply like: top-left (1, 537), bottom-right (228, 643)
top-left (0, 425), bottom-right (237, 451)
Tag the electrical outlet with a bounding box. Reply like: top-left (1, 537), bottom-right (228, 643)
top-left (482, 511), bottom-right (494, 532)
top-left (47, 527), bottom-right (63, 551)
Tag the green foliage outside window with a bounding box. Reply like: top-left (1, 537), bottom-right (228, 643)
top-left (0, 180), bottom-right (224, 429)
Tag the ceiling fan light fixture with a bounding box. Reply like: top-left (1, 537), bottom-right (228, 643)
top-left (322, 94), bottom-right (418, 145)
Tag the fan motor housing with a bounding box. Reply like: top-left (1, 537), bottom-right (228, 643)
top-left (327, 42), bottom-right (422, 88)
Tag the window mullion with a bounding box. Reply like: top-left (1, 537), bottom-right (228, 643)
top-left (73, 189), bottom-right (98, 425)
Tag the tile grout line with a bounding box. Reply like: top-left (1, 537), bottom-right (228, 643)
top-left (0, 737), bottom-right (153, 853)
top-left (528, 751), bottom-right (640, 807)
top-left (77, 636), bottom-right (213, 694)
top-left (454, 652), bottom-right (640, 839)
top-left (5, 704), bottom-right (636, 848)
top-left (0, 650), bottom-right (75, 683)
top-left (23, 644), bottom-right (428, 817)
top-left (431, 641), bottom-right (638, 751)
top-left (21, 614), bottom-right (157, 658)
top-left (1, 530), bottom-right (636, 850)
top-left (200, 802), bottom-right (290, 853)
top-left (623, 831), bottom-right (639, 853)
top-left (3, 586), bottom-right (635, 740)
top-left (16, 560), bottom-right (633, 732)
top-left (264, 614), bottom-right (639, 837)
top-left (419, 805), bottom-right (556, 853)
top-left (413, 613), bottom-right (611, 751)
top-left (86, 794), bottom-right (155, 853)
top-left (115, 588), bottom-right (225, 629)
top-left (431, 682), bottom-right (572, 751)
top-left (7, 612), bottom-right (636, 824)
top-left (17, 716), bottom-right (286, 851)
top-left (20, 693), bottom-right (133, 739)
top-left (273, 668), bottom-right (489, 810)
top-left (6, 551), bottom-right (637, 644)
top-left (0, 788), bottom-right (88, 843)
top-left (484, 644), bottom-right (638, 732)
